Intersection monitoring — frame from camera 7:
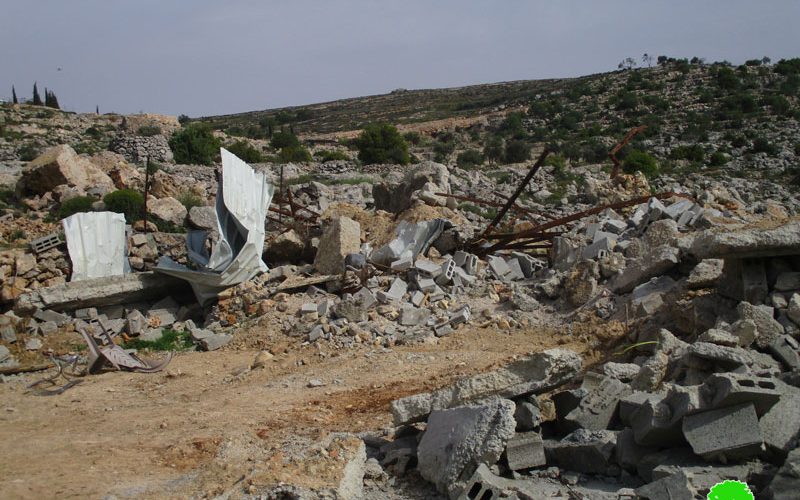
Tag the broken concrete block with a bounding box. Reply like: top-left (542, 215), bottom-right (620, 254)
top-left (435, 258), bottom-right (457, 285)
top-left (417, 397), bottom-right (516, 498)
top-left (582, 236), bottom-right (615, 260)
top-left (610, 245), bottom-right (679, 294)
top-left (504, 257), bottom-right (525, 281)
top-left (775, 272), bottom-right (800, 292)
top-left (632, 275), bottom-right (677, 317)
top-left (765, 447), bottom-right (800, 500)
top-left (391, 349), bottom-right (581, 425)
top-left (453, 250), bottom-right (468, 267)
top-left (390, 256), bottom-right (413, 272)
top-left (789, 293), bottom-right (800, 325)
top-left (486, 255), bottom-right (511, 281)
top-left (543, 429), bottom-right (618, 475)
top-left (504, 432), bottom-right (546, 471)
top-left (463, 254), bottom-right (479, 275)
top-left (198, 332), bottom-right (232, 351)
top-left (414, 259), bottom-right (442, 277)
top-left (148, 308), bottom-right (176, 328)
top-left (760, 384), bottom-right (800, 456)
top-left (33, 309), bottom-right (70, 327)
top-left (352, 287), bottom-right (377, 310)
top-left (376, 278), bottom-right (407, 303)
top-left (602, 362), bottom-right (641, 382)
top-left (511, 252), bottom-right (544, 278)
top-left (700, 372), bottom-right (780, 416)
top-left (686, 258), bottom-right (724, 289)
top-left (738, 301), bottom-right (784, 349)
top-left (38, 321), bottom-right (58, 336)
top-left (663, 199), bottom-right (694, 221)
top-left (0, 316), bottom-right (17, 343)
top-left (769, 335), bottom-right (800, 370)
top-left (139, 328), bottom-right (164, 342)
top-left (313, 216), bottom-right (361, 275)
top-left (398, 306), bottom-right (430, 326)
top-left (564, 375), bottom-right (631, 431)
top-left (512, 395), bottom-right (541, 431)
top-left (615, 427), bottom-right (658, 473)
top-left (433, 322), bottom-right (453, 337)
top-left (682, 403), bottom-right (763, 461)
top-left (630, 397), bottom-right (684, 447)
top-left (603, 218), bottom-right (628, 234)
top-left (698, 328), bottom-right (739, 347)
top-left (634, 470), bottom-right (696, 500)
top-left (448, 305), bottom-right (471, 326)
top-left (619, 391), bottom-right (664, 427)
top-left (124, 309), bottom-right (146, 336)
top-left (647, 197), bottom-right (667, 220)
top-left (415, 276), bottom-right (437, 293)
top-left (644, 219), bottom-right (679, 248)
top-left (410, 290), bottom-right (425, 307)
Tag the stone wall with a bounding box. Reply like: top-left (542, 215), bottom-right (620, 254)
top-left (109, 134), bottom-right (174, 165)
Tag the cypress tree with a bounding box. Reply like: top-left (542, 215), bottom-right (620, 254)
top-left (12, 86), bottom-right (18, 104)
top-left (32, 82), bottom-right (42, 106)
top-left (96, 105), bottom-right (99, 115)
top-left (46, 90), bottom-right (60, 109)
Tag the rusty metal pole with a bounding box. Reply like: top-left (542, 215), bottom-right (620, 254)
top-left (480, 148), bottom-right (550, 239)
top-left (143, 156), bottom-right (150, 234)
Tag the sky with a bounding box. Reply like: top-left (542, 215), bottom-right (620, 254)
top-left (2, 1), bottom-right (799, 117)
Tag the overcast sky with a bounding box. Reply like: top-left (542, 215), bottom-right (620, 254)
top-left (2, 1), bottom-right (799, 117)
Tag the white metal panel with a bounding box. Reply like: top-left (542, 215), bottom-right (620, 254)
top-left (63, 211), bottom-right (128, 281)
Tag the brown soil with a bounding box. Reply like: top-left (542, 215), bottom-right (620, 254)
top-left (0, 320), bottom-right (613, 499)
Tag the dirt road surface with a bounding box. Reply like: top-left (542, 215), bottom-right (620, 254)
top-left (0, 323), bottom-right (613, 498)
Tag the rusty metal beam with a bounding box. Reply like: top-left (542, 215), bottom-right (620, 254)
top-left (488, 192), bottom-right (690, 245)
top-left (480, 148), bottom-right (550, 238)
top-left (609, 125), bottom-right (647, 179)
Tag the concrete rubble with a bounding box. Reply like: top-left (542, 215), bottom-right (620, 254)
top-left (2, 132), bottom-right (800, 499)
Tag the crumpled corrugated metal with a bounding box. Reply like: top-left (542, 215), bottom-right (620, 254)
top-left (155, 148), bottom-right (274, 304)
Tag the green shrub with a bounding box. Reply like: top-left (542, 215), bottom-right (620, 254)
top-left (354, 123), bottom-right (410, 165)
top-left (708, 151), bottom-right (728, 167)
top-left (456, 149), bottom-right (484, 169)
top-left (402, 131), bottom-right (422, 145)
top-left (85, 126), bottom-right (103, 139)
top-left (483, 136), bottom-right (504, 164)
top-left (137, 125), bottom-right (162, 137)
top-left (762, 95), bottom-right (792, 116)
top-left (315, 150), bottom-right (349, 162)
top-left (278, 146), bottom-right (312, 163)
top-left (433, 139), bottom-right (455, 163)
top-left (503, 140), bottom-right (531, 163)
top-left (670, 145), bottom-right (705, 162)
top-left (122, 328), bottom-right (193, 351)
top-left (177, 191), bottom-right (204, 212)
top-left (270, 131), bottom-right (300, 149)
top-left (226, 140), bottom-right (265, 163)
top-left (103, 189), bottom-right (144, 222)
top-left (9, 228), bottom-right (26, 241)
top-left (622, 150), bottom-right (659, 178)
top-left (168, 123), bottom-right (221, 165)
top-left (72, 142), bottom-right (99, 155)
top-left (615, 91), bottom-right (638, 111)
top-left (498, 112), bottom-right (526, 139)
top-left (775, 58), bottom-right (800, 76)
top-left (18, 143), bottom-right (40, 161)
top-left (795, 142), bottom-right (800, 156)
top-left (750, 137), bottom-right (778, 155)
top-left (731, 135), bottom-right (748, 148)
top-left (58, 196), bottom-right (95, 219)
top-left (714, 66), bottom-right (740, 90)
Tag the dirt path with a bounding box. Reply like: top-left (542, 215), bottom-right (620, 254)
top-left (0, 324), bottom-right (605, 499)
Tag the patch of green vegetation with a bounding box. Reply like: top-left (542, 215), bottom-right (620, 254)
top-left (622, 150), bottom-right (659, 178)
top-left (226, 140), bottom-right (265, 163)
top-left (750, 137), bottom-right (778, 155)
top-left (153, 219), bottom-right (186, 233)
top-left (104, 189), bottom-right (144, 223)
top-left (72, 141), bottom-right (99, 155)
top-left (354, 123), bottom-right (410, 165)
top-left (169, 122), bottom-right (221, 165)
top-left (669, 144), bottom-right (705, 162)
top-left (17, 143), bottom-right (40, 161)
top-left (122, 328), bottom-right (194, 351)
top-left (177, 191), bottom-right (205, 212)
top-left (315, 150), bottom-right (350, 162)
top-left (278, 145), bottom-right (312, 163)
top-left (456, 149), bottom-right (484, 169)
top-left (57, 196), bottom-right (95, 219)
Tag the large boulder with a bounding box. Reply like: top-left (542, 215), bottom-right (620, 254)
top-left (266, 229), bottom-right (308, 264)
top-left (417, 397), bottom-right (516, 498)
top-left (16, 144), bottom-right (115, 197)
top-left (147, 196), bottom-right (187, 226)
top-left (313, 216), bottom-right (361, 275)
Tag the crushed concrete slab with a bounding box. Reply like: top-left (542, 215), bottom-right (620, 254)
top-left (634, 470), bottom-right (696, 500)
top-left (690, 220), bottom-right (800, 260)
top-left (504, 431), bottom-right (546, 471)
top-left (610, 245), bottom-right (679, 293)
top-left (564, 375), bottom-right (631, 431)
top-left (391, 348), bottom-right (581, 425)
top-left (738, 301), bottom-right (785, 349)
top-left (543, 429), bottom-right (618, 475)
top-left (764, 446), bottom-right (800, 500)
top-left (682, 402), bottom-right (763, 461)
top-left (686, 258), bottom-right (724, 289)
top-left (416, 397), bottom-right (516, 498)
top-left (15, 272), bottom-right (189, 314)
top-left (314, 216), bottom-right (361, 275)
